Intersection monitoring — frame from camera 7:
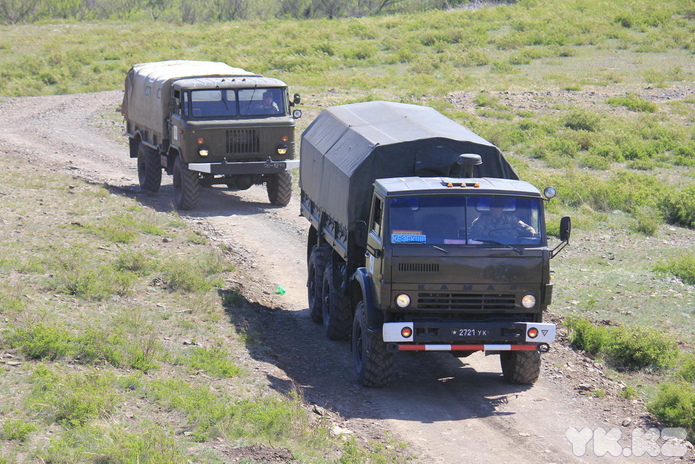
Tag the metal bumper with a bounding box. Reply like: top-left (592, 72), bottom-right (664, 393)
top-left (382, 321), bottom-right (556, 351)
top-left (188, 159), bottom-right (299, 175)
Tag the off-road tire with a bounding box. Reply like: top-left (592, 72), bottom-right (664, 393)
top-left (500, 350), bottom-right (541, 384)
top-left (321, 264), bottom-right (352, 340)
top-left (352, 301), bottom-right (393, 388)
top-left (307, 245), bottom-right (328, 323)
top-left (137, 143), bottom-right (162, 192)
top-left (173, 156), bottom-right (200, 210)
top-left (267, 171), bottom-right (292, 206)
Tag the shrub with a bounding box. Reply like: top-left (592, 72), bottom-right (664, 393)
top-left (563, 109), bottom-right (601, 132)
top-left (1, 418), bottom-right (38, 442)
top-left (659, 184), bottom-right (695, 228)
top-left (606, 93), bottom-right (658, 113)
top-left (567, 319), bottom-right (678, 371)
top-left (649, 382), bottom-right (695, 441)
top-left (8, 323), bottom-right (74, 360)
top-left (605, 326), bottom-right (678, 371)
top-left (655, 253), bottom-right (695, 285)
top-left (633, 206), bottom-right (661, 236)
top-left (677, 353), bottom-right (695, 383)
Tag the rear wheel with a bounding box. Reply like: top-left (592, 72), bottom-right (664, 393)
top-left (500, 350), bottom-right (541, 384)
top-left (307, 245), bottom-right (327, 323)
top-left (352, 301), bottom-right (393, 388)
top-left (321, 264), bottom-right (352, 340)
top-left (173, 156), bottom-right (200, 210)
top-left (137, 143), bottom-right (162, 192)
top-left (267, 171), bottom-right (292, 206)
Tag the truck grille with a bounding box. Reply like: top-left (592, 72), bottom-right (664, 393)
top-left (418, 293), bottom-right (515, 311)
top-left (398, 263), bottom-right (439, 273)
top-left (227, 129), bottom-right (260, 154)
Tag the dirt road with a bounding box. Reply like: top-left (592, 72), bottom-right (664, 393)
top-left (0, 91), bottom-right (690, 463)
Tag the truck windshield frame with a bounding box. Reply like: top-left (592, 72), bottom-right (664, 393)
top-left (184, 87), bottom-right (286, 119)
top-left (388, 195), bottom-right (543, 247)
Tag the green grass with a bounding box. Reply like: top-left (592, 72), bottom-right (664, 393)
top-left (0, 152), bottom-right (404, 463)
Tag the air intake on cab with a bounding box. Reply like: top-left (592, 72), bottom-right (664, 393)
top-left (456, 154), bottom-right (483, 178)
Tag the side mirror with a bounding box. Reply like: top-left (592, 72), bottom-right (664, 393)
top-left (293, 93), bottom-right (301, 105)
top-left (354, 220), bottom-right (368, 246)
top-left (552, 216), bottom-right (571, 258)
top-left (560, 216), bottom-right (571, 242)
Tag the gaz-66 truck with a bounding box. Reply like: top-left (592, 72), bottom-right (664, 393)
top-left (122, 60), bottom-right (301, 210)
top-left (300, 101), bottom-right (570, 387)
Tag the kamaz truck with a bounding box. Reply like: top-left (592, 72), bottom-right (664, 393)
top-left (300, 101), bottom-right (570, 387)
top-left (122, 60), bottom-right (301, 210)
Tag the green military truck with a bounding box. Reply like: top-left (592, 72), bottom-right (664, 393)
top-left (300, 101), bottom-right (571, 387)
top-left (122, 60), bottom-right (301, 209)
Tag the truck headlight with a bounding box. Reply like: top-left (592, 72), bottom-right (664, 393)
top-left (277, 145), bottom-right (288, 155)
top-left (522, 294), bottom-right (536, 309)
top-left (396, 294), bottom-right (411, 308)
top-left (198, 148), bottom-right (209, 157)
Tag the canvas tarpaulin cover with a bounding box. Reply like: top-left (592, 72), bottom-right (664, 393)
top-left (300, 101), bottom-right (519, 229)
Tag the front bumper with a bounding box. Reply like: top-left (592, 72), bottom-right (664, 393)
top-left (188, 159), bottom-right (299, 175)
top-left (383, 321), bottom-right (556, 352)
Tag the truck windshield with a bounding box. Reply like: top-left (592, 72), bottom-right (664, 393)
top-left (239, 88), bottom-right (285, 116)
top-left (186, 87), bottom-right (286, 118)
top-left (389, 196), bottom-right (542, 246)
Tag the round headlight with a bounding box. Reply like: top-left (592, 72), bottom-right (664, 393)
top-left (198, 148), bottom-right (209, 157)
top-left (396, 294), bottom-right (411, 308)
top-left (522, 294), bottom-right (536, 309)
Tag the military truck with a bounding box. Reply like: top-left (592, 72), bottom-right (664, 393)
top-left (122, 60), bottom-right (301, 210)
top-left (300, 101), bottom-right (571, 387)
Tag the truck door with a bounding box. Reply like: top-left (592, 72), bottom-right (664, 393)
top-left (366, 193), bottom-right (386, 308)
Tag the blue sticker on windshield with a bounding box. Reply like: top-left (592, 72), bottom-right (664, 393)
top-left (392, 232), bottom-right (426, 243)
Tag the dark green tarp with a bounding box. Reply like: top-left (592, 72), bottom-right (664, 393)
top-left (300, 101), bottom-right (518, 230)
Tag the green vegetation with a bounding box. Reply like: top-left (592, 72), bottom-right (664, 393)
top-left (566, 318), bottom-right (679, 371)
top-left (0, 153), bottom-right (405, 462)
top-left (0, 0), bottom-right (693, 456)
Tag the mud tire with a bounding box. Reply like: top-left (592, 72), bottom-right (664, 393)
top-left (267, 171), bottom-right (292, 206)
top-left (173, 156), bottom-right (200, 210)
top-left (500, 350), bottom-right (541, 385)
top-left (321, 263), bottom-right (352, 340)
top-left (307, 245), bottom-right (328, 323)
top-left (352, 301), bottom-right (393, 388)
top-left (137, 143), bottom-right (162, 192)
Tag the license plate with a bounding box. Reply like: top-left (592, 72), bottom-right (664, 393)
top-left (452, 328), bottom-right (491, 338)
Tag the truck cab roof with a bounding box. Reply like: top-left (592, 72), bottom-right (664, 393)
top-left (173, 76), bottom-right (288, 90)
top-left (375, 177), bottom-right (542, 198)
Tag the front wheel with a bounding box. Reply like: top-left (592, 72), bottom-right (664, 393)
top-left (266, 171), bottom-right (292, 206)
top-left (137, 143), bottom-right (162, 192)
top-left (500, 350), bottom-right (541, 384)
top-left (352, 301), bottom-right (393, 388)
top-left (173, 156), bottom-right (200, 210)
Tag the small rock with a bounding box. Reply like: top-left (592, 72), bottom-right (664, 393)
top-left (622, 418), bottom-right (632, 427)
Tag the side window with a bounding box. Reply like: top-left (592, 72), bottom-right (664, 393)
top-left (144, 86), bottom-right (151, 97)
top-left (370, 196), bottom-right (384, 238)
top-left (173, 90), bottom-right (181, 116)
top-left (182, 92), bottom-right (189, 117)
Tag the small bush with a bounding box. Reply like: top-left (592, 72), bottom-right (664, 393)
top-left (633, 206), bottom-right (660, 236)
top-left (29, 366), bottom-right (120, 428)
top-left (563, 109), bottom-right (601, 132)
top-left (655, 253), bottom-right (695, 285)
top-left (677, 353), bottom-right (695, 383)
top-left (8, 323), bottom-right (74, 361)
top-left (1, 418), bottom-right (38, 442)
top-left (180, 345), bottom-right (241, 378)
top-left (606, 93), bottom-right (658, 113)
top-left (659, 184), bottom-right (695, 229)
top-left (649, 382), bottom-right (695, 441)
top-left (567, 319), bottom-right (678, 371)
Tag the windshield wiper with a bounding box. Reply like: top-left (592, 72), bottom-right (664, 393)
top-left (474, 239), bottom-right (523, 255)
top-left (432, 245), bottom-right (448, 254)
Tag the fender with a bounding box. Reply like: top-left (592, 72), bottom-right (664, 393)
top-left (350, 268), bottom-right (384, 331)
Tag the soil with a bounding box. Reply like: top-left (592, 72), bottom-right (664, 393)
top-left (0, 90), bottom-right (692, 464)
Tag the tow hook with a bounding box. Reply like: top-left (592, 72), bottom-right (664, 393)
top-left (538, 343), bottom-right (550, 353)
